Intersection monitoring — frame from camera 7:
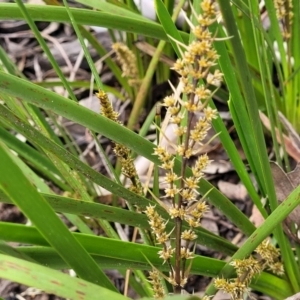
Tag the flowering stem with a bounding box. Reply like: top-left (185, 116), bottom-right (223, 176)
top-left (174, 217), bottom-right (182, 292)
top-left (146, 1), bottom-right (223, 297)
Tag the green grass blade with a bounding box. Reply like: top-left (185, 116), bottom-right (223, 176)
top-left (20, 247), bottom-right (292, 299)
top-left (216, 2), bottom-right (266, 193)
top-left (209, 100), bottom-right (267, 218)
top-left (0, 254), bottom-right (126, 300)
top-left (22, 245), bottom-right (222, 275)
top-left (75, 0), bottom-right (148, 21)
top-left (0, 191), bottom-right (236, 254)
top-left (0, 45), bottom-right (23, 77)
top-left (0, 72), bottom-right (256, 236)
top-left (0, 240), bottom-right (36, 262)
top-left (264, 0), bottom-right (288, 77)
top-left (217, 0), bottom-right (277, 209)
top-left (0, 4), bottom-right (189, 43)
top-left (0, 126), bottom-right (93, 242)
top-left (0, 126), bottom-right (68, 190)
top-left (35, 79), bottom-right (125, 99)
top-left (61, 0), bottom-right (103, 90)
top-left (205, 183), bottom-right (300, 296)
top-left (216, 3), bottom-right (298, 288)
top-left (0, 143), bottom-right (117, 291)
top-left (57, 2), bottom-right (140, 242)
top-left (126, 0), bottom-right (186, 129)
top-left (15, 0), bottom-right (76, 101)
top-left (0, 224), bottom-right (292, 298)
top-left (154, 0), bottom-right (184, 57)
top-left (0, 222), bottom-right (224, 276)
top-left (0, 104), bottom-right (255, 243)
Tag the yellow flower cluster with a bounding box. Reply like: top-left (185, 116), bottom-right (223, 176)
top-left (173, 1), bottom-right (222, 95)
top-left (112, 42), bottom-right (140, 87)
top-left (148, 269), bottom-right (166, 299)
top-left (96, 90), bottom-right (120, 123)
top-left (145, 205), bottom-right (169, 245)
top-left (215, 240), bottom-right (284, 299)
top-left (214, 278), bottom-right (248, 300)
top-left (274, 0), bottom-right (293, 38)
top-left (96, 90), bottom-right (142, 194)
top-left (255, 239), bottom-right (284, 275)
top-left (146, 0), bottom-right (222, 295)
top-left (274, 0), bottom-right (293, 21)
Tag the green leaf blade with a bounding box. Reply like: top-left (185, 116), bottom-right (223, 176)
top-left (0, 143), bottom-right (116, 291)
top-left (0, 254), bottom-right (127, 300)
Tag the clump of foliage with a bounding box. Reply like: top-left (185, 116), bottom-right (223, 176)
top-left (0, 0), bottom-right (299, 300)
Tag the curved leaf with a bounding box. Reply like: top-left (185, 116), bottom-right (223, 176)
top-left (0, 143), bottom-right (116, 291)
top-left (0, 224), bottom-right (292, 299)
top-left (0, 71), bottom-right (256, 237)
top-left (0, 106), bottom-right (238, 255)
top-left (0, 254), bottom-right (127, 300)
top-left (0, 4), bottom-right (189, 43)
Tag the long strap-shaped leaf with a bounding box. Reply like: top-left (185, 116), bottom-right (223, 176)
top-left (0, 106), bottom-right (236, 255)
top-left (0, 3), bottom-right (188, 43)
top-left (0, 223), bottom-right (292, 299)
top-left (0, 190), bottom-right (236, 255)
top-left (0, 254), bottom-right (127, 300)
top-left (0, 240), bottom-right (36, 262)
top-left (0, 126), bottom-right (67, 189)
top-left (0, 71), bottom-right (256, 237)
top-left (0, 222), bottom-right (222, 275)
top-left (0, 143), bottom-right (117, 291)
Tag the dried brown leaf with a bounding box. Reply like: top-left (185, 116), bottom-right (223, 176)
top-left (259, 111), bottom-right (300, 162)
top-left (217, 181), bottom-right (248, 201)
top-left (270, 162), bottom-right (300, 242)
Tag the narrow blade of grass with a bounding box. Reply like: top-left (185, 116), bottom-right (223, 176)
top-left (0, 240), bottom-right (36, 263)
top-left (0, 102), bottom-right (254, 250)
top-left (0, 190), bottom-right (236, 255)
top-left (0, 254), bottom-right (126, 300)
top-left (0, 142), bottom-right (117, 291)
top-left (0, 4), bottom-right (189, 43)
top-left (0, 126), bottom-right (67, 190)
top-left (154, 0), bottom-right (184, 57)
top-left (0, 223), bottom-right (292, 299)
top-left (0, 72), bottom-right (256, 237)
